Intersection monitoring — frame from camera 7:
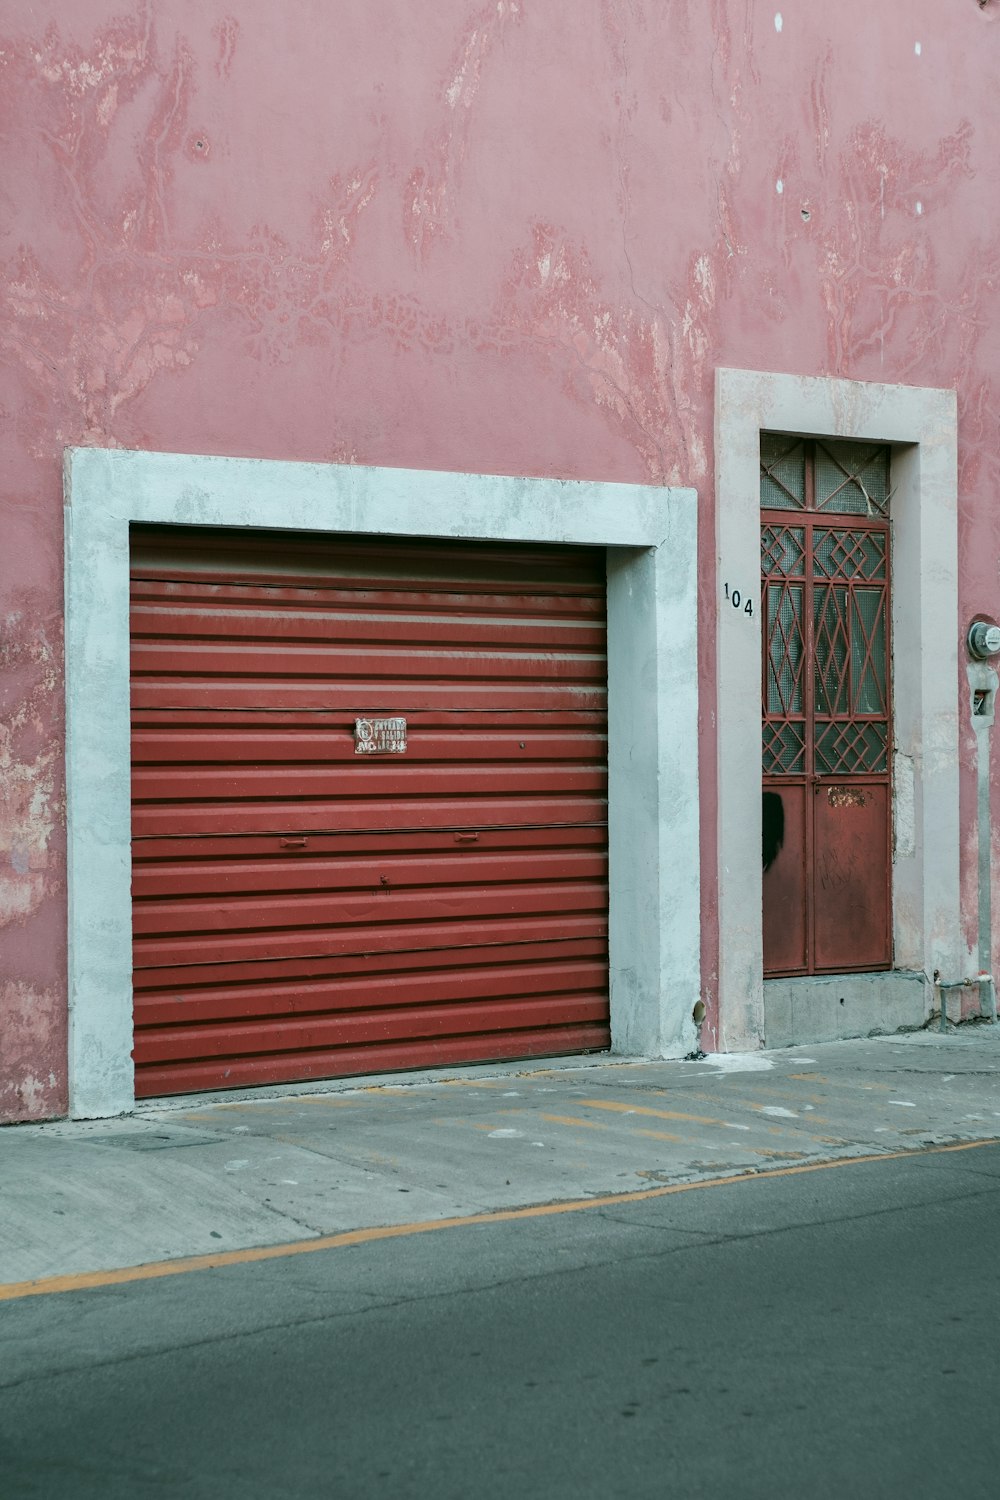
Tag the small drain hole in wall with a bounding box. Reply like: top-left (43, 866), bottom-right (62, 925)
top-left (686, 999), bottom-right (708, 1060)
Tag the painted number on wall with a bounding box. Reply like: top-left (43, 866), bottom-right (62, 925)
top-left (723, 582), bottom-right (754, 618)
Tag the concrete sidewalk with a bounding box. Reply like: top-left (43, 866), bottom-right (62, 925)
top-left (3, 1027), bottom-right (1000, 1288)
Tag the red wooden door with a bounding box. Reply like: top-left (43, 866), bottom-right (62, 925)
top-left (129, 528), bottom-right (610, 1097)
top-left (760, 437), bottom-right (892, 977)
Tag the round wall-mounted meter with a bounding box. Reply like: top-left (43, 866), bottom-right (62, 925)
top-left (968, 621), bottom-right (1000, 660)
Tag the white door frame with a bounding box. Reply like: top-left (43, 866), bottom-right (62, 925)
top-left (65, 448), bottom-right (701, 1116)
top-left (715, 368), bottom-right (962, 1049)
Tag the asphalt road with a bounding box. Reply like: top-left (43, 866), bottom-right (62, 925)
top-left (3, 1142), bottom-right (1000, 1499)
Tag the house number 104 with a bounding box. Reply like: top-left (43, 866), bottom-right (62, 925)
top-left (723, 582), bottom-right (754, 618)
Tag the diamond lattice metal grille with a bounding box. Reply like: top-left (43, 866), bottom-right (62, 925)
top-left (814, 441), bottom-right (890, 516)
top-left (852, 589), bottom-right (887, 715)
top-left (760, 441), bottom-right (891, 782)
top-left (762, 721), bottom-right (805, 775)
top-left (815, 721), bottom-right (888, 775)
top-left (760, 434), bottom-right (806, 510)
top-left (761, 524), bottom-right (806, 576)
top-left (814, 528), bottom-right (886, 582)
top-left (765, 581), bottom-right (805, 716)
top-left (813, 584), bottom-right (851, 716)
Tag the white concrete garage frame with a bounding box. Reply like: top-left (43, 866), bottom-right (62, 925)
top-left (65, 449), bottom-right (700, 1118)
top-left (715, 368), bottom-right (962, 1051)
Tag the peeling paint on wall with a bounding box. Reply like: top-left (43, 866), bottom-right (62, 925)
top-left (1, 18), bottom-right (387, 437)
top-left (0, 607), bottom-right (61, 925)
top-left (818, 122), bottom-right (984, 375)
top-left (483, 224), bottom-right (716, 484)
top-left (0, 981), bottom-right (66, 1122)
top-left (406, 0), bottom-right (524, 257)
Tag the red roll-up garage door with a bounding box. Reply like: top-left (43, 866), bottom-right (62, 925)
top-left (129, 527), bottom-right (610, 1097)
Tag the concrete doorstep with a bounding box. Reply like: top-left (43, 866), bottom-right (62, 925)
top-left (2, 1029), bottom-right (999, 1289)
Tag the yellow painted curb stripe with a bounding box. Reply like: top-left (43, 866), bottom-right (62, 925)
top-left (580, 1097), bottom-right (739, 1128)
top-left (1, 1138), bottom-right (994, 1304)
top-left (539, 1113), bottom-right (609, 1131)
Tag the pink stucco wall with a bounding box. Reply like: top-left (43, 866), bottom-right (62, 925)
top-left (3, 1), bottom-right (1000, 1118)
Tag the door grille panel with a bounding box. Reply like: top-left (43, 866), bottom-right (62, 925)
top-left (765, 582), bottom-right (805, 716)
top-left (814, 441), bottom-right (890, 516)
top-left (814, 528), bottom-right (887, 581)
top-left (761, 523), bottom-right (806, 576)
top-left (760, 435), bottom-right (807, 509)
top-left (814, 584), bottom-right (851, 716)
top-left (814, 721), bottom-right (888, 776)
top-left (762, 722), bottom-right (806, 776)
top-left (852, 590), bottom-right (888, 714)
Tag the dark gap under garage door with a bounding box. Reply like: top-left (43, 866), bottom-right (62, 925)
top-left (129, 526), bottom-right (610, 1097)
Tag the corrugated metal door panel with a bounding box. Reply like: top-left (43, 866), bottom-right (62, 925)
top-left (136, 1027), bottom-right (609, 1096)
top-left (133, 933), bottom-right (607, 992)
top-left (130, 527), bottom-right (609, 1097)
top-left (131, 797), bottom-right (606, 837)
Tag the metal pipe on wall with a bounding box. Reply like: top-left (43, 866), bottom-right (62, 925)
top-left (966, 654), bottom-right (999, 1023)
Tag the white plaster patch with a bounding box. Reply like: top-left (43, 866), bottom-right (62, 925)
top-left (96, 82), bottom-right (118, 128)
top-left (0, 876), bottom-right (42, 919)
top-left (724, 1123), bottom-right (751, 1132)
top-left (224, 1159), bottom-right (250, 1170)
top-left (774, 13), bottom-right (783, 32)
top-left (893, 751), bottom-right (916, 858)
top-left (776, 179), bottom-right (784, 195)
top-left (784, 1057), bottom-right (817, 1064)
top-left (445, 48), bottom-right (473, 108)
top-left (915, 201), bottom-right (923, 215)
top-left (887, 1101), bottom-right (916, 1108)
top-left (488, 1128), bottom-right (523, 1138)
top-left (757, 1106), bottom-right (798, 1118)
top-left (703, 1053), bottom-right (775, 1073)
top-left (10, 1075), bottom-right (47, 1112)
top-left (914, 42), bottom-right (921, 56)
